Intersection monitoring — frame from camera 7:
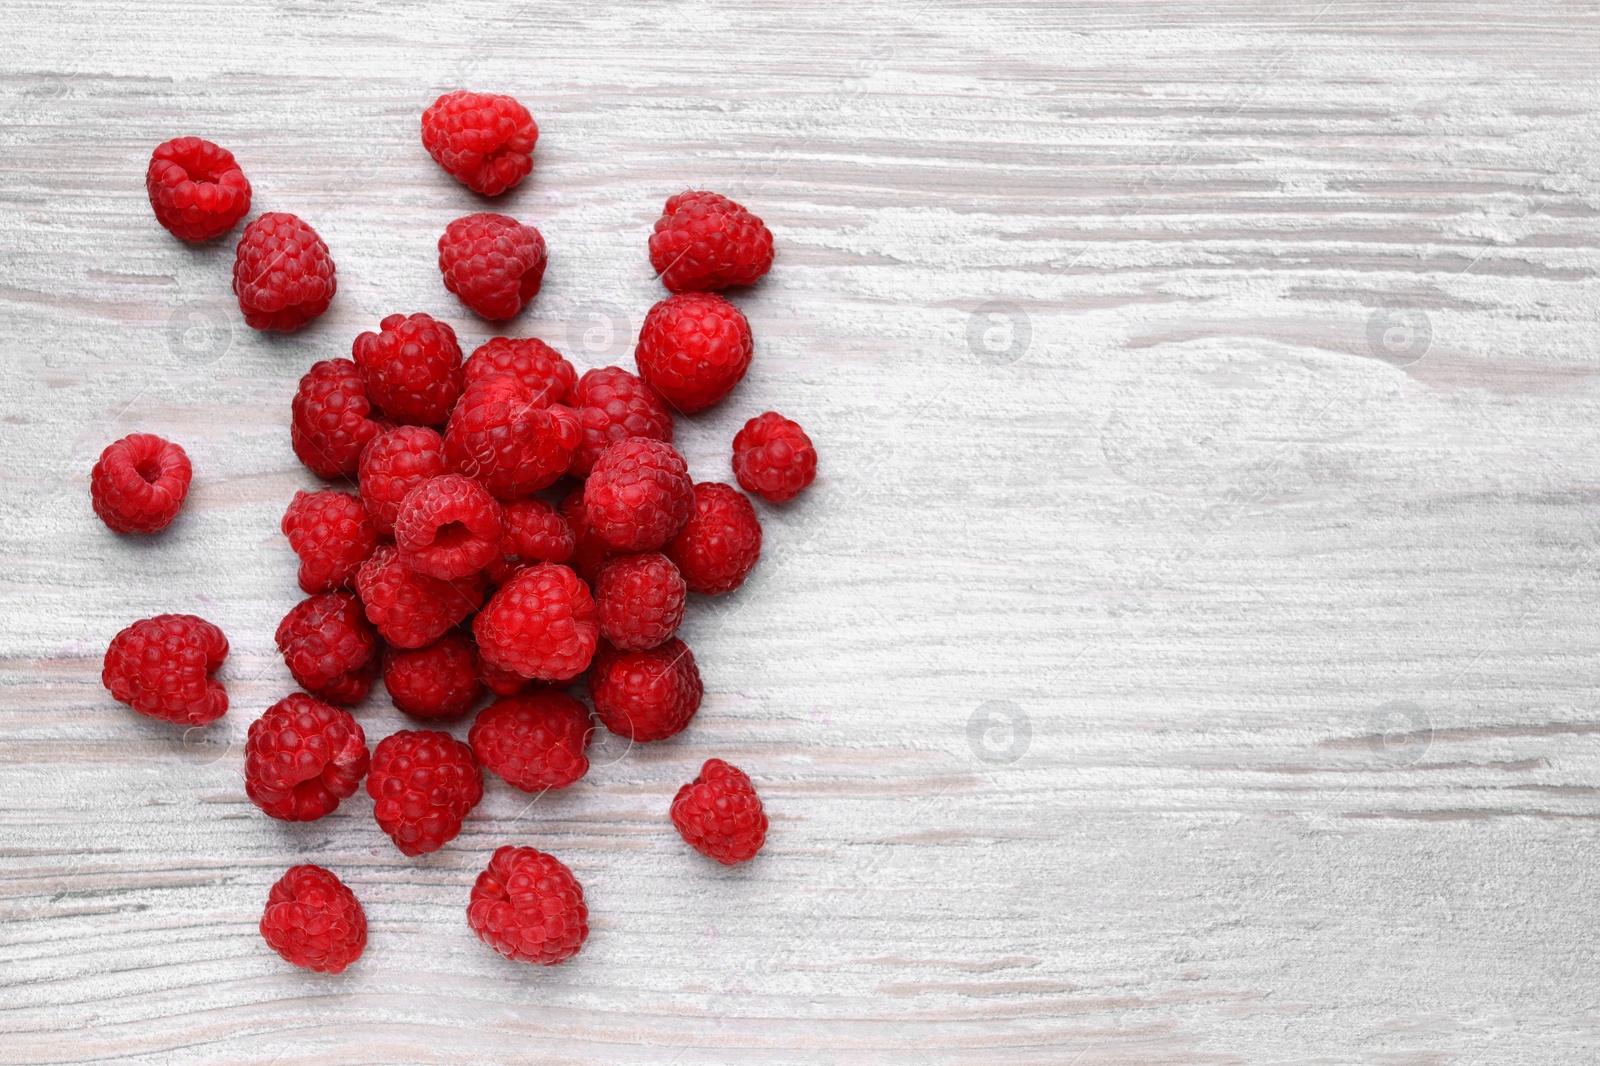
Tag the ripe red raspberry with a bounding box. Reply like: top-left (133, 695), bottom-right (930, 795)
top-left (588, 638), bottom-right (702, 742)
top-left (351, 313), bottom-right (464, 426)
top-left (281, 490), bottom-right (377, 594)
top-left (383, 632), bottom-right (483, 720)
top-left (421, 91), bottom-right (538, 196)
top-left (667, 482), bottom-right (762, 595)
top-left (357, 425), bottom-right (446, 537)
top-left (583, 438), bottom-right (692, 552)
top-left (732, 411), bottom-right (817, 503)
top-left (473, 563), bottom-right (597, 681)
top-left (465, 337), bottom-right (576, 408)
top-left (484, 498), bottom-right (575, 584)
top-left (670, 759), bottom-right (768, 865)
top-left (90, 433), bottom-right (192, 534)
top-left (438, 213), bottom-right (547, 321)
top-left (146, 137), bottom-right (251, 242)
top-left (394, 474), bottom-right (502, 581)
top-left (561, 485), bottom-right (616, 583)
top-left (649, 191), bottom-right (774, 293)
top-left (569, 366), bottom-right (674, 476)
top-left (467, 846), bottom-right (588, 965)
top-left (469, 692), bottom-right (593, 792)
top-left (292, 359), bottom-right (382, 479)
top-left (102, 614), bottom-right (228, 726)
top-left (634, 292), bottom-right (753, 414)
top-left (232, 212), bottom-right (337, 332)
top-left (594, 552), bottom-right (685, 651)
top-left (480, 657), bottom-right (533, 697)
top-left (355, 545), bottom-right (486, 649)
top-left (260, 864), bottom-right (366, 974)
top-left (244, 693), bottom-right (369, 821)
top-left (367, 729), bottom-right (483, 856)
top-left (275, 592), bottom-right (379, 704)
top-left (444, 373), bottom-right (579, 499)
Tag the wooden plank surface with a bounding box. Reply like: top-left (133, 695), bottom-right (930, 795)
top-left (3, 1), bottom-right (1600, 1062)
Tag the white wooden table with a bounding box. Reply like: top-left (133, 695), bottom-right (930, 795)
top-left (4, 2), bottom-right (1600, 1062)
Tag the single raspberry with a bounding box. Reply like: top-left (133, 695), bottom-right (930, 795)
top-left (438, 213), bottom-right (547, 321)
top-left (484, 498), bottom-right (575, 584)
top-left (583, 438), bottom-right (692, 552)
top-left (275, 592), bottom-right (379, 705)
top-left (367, 729), bottom-right (483, 856)
top-left (292, 359), bottom-right (382, 479)
top-left (467, 846), bottom-right (588, 965)
top-left (232, 212), bottom-right (336, 332)
top-left (102, 614), bottom-right (228, 726)
top-left (633, 292), bottom-right (752, 413)
top-left (281, 490), bottom-right (377, 594)
top-left (464, 337), bottom-right (576, 408)
top-left (560, 485), bottom-right (616, 583)
top-left (351, 313), bottom-right (465, 426)
top-left (146, 137), bottom-right (251, 242)
top-left (473, 563), bottom-right (597, 681)
top-left (648, 190), bottom-right (774, 293)
top-left (421, 91), bottom-right (537, 196)
top-left (594, 552), bottom-right (685, 651)
top-left (667, 482), bottom-right (762, 595)
top-left (357, 426), bottom-right (447, 537)
top-left (260, 864), bottom-right (367, 974)
top-left (587, 638), bottom-right (702, 742)
top-left (355, 545), bottom-right (486, 649)
top-left (480, 657), bottom-right (533, 697)
top-left (90, 434), bottom-right (192, 535)
top-left (394, 474), bottom-right (503, 581)
top-left (469, 692), bottom-right (592, 792)
top-left (732, 411), bottom-right (817, 503)
top-left (569, 366), bottom-right (674, 476)
top-left (244, 693), bottom-right (369, 821)
top-left (670, 758), bottom-right (768, 865)
top-left (383, 632), bottom-right (483, 720)
top-left (444, 373), bottom-right (579, 499)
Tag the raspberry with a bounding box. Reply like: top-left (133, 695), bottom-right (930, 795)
top-left (383, 632), bottom-right (483, 719)
top-left (244, 693), bottom-right (369, 821)
top-left (438, 213), bottom-right (547, 321)
top-left (444, 373), bottom-right (579, 499)
top-left (587, 638), bottom-right (702, 742)
top-left (732, 411), bottom-right (817, 503)
top-left (670, 758), bottom-right (768, 865)
top-left (357, 426), bottom-right (447, 537)
top-left (469, 692), bottom-right (593, 792)
top-left (146, 137), bottom-right (251, 242)
top-left (421, 91), bottom-right (538, 196)
top-left (292, 359), bottom-right (382, 479)
top-left (473, 563), bottom-right (597, 681)
top-left (467, 846), bottom-right (588, 965)
top-left (583, 438), bottom-right (692, 552)
top-left (260, 865), bottom-right (367, 974)
top-left (634, 292), bottom-right (753, 414)
top-left (561, 485), bottom-right (616, 583)
top-left (484, 498), bottom-right (575, 584)
top-left (569, 366), bottom-right (674, 477)
top-left (281, 490), bottom-right (377, 594)
top-left (352, 313), bottom-right (465, 426)
top-left (594, 552), bottom-right (685, 651)
top-left (102, 614), bottom-right (228, 726)
top-left (90, 433), bottom-right (192, 535)
top-left (232, 212), bottom-right (337, 332)
top-left (367, 729), bottom-right (483, 856)
top-left (667, 482), bottom-right (762, 595)
top-left (464, 337), bottom-right (576, 408)
top-left (355, 545), bottom-right (486, 649)
top-left (648, 191), bottom-right (774, 293)
top-left (394, 474), bottom-right (503, 581)
top-left (275, 592), bottom-right (379, 704)
top-left (480, 657), bottom-right (533, 697)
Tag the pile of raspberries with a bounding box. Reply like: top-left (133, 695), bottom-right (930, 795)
top-left (98, 91), bottom-right (818, 973)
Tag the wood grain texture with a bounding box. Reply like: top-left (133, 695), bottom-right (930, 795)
top-left (3, 1), bottom-right (1600, 1062)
